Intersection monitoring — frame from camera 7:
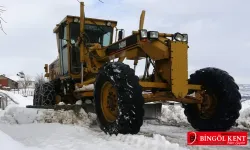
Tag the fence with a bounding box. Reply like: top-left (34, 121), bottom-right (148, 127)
top-left (12, 89), bottom-right (34, 96)
top-left (0, 96), bottom-right (7, 110)
top-left (0, 92), bottom-right (19, 110)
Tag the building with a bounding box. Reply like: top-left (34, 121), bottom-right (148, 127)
top-left (8, 75), bottom-right (36, 89)
top-left (0, 75), bottom-right (18, 90)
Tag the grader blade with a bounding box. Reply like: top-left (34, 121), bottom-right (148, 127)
top-left (26, 104), bottom-right (95, 114)
top-left (26, 104), bottom-right (82, 111)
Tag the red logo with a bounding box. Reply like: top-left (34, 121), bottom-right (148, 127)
top-left (187, 131), bottom-right (248, 145)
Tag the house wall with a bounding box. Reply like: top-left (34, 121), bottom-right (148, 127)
top-left (0, 76), bottom-right (18, 89)
top-left (0, 79), bottom-right (8, 87)
top-left (8, 80), bottom-right (18, 89)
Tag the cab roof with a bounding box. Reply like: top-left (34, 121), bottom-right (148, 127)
top-left (53, 15), bottom-right (118, 33)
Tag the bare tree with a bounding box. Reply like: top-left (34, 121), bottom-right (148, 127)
top-left (18, 75), bottom-right (32, 96)
top-left (35, 73), bottom-right (47, 85)
top-left (0, 6), bottom-right (6, 34)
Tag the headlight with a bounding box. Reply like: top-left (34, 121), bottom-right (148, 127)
top-left (74, 18), bottom-right (79, 23)
top-left (173, 32), bottom-right (188, 42)
top-left (140, 29), bottom-right (148, 38)
top-left (148, 31), bottom-right (159, 39)
top-left (174, 32), bottom-right (183, 41)
top-left (106, 21), bottom-right (112, 26)
top-left (182, 34), bottom-right (188, 42)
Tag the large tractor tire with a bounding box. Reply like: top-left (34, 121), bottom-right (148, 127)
top-left (184, 67), bottom-right (241, 131)
top-left (94, 62), bottom-right (144, 135)
top-left (40, 82), bottom-right (56, 106)
top-left (33, 83), bottom-right (41, 106)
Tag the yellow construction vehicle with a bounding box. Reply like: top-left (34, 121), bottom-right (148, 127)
top-left (27, 2), bottom-right (241, 135)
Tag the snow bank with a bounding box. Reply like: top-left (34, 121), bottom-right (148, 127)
top-left (160, 100), bottom-right (250, 129)
top-left (0, 130), bottom-right (46, 150)
top-left (0, 106), bottom-right (96, 127)
top-left (237, 100), bottom-right (250, 129)
top-left (158, 84), bottom-right (250, 128)
top-left (160, 104), bottom-right (189, 127)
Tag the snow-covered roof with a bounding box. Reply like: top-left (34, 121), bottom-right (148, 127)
top-left (8, 75), bottom-right (35, 82)
top-left (8, 75), bottom-right (20, 82)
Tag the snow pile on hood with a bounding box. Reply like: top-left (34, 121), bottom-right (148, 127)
top-left (0, 106), bottom-right (96, 127)
top-left (160, 104), bottom-right (189, 127)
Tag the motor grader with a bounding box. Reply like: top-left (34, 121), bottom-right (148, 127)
top-left (27, 2), bottom-right (241, 135)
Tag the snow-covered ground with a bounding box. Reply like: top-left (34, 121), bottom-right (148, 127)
top-left (0, 123), bottom-right (188, 150)
top-left (0, 89), bottom-right (33, 107)
top-left (0, 85), bottom-right (250, 150)
top-left (0, 90), bottom-right (187, 150)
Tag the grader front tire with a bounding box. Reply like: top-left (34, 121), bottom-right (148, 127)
top-left (94, 62), bottom-right (144, 135)
top-left (184, 67), bottom-right (241, 131)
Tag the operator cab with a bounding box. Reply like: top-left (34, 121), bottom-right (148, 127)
top-left (53, 15), bottom-right (117, 76)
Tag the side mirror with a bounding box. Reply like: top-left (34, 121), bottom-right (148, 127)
top-left (118, 29), bottom-right (124, 41)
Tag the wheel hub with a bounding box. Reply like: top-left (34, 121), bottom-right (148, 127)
top-left (107, 91), bottom-right (118, 112)
top-left (101, 81), bottom-right (118, 122)
top-left (196, 90), bottom-right (217, 119)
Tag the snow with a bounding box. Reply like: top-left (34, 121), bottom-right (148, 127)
top-left (75, 100), bottom-right (82, 105)
top-left (0, 90), bottom-right (187, 150)
top-left (237, 100), bottom-right (250, 129)
top-left (140, 123), bottom-right (250, 150)
top-left (160, 104), bottom-right (189, 127)
top-left (0, 84), bottom-right (250, 150)
top-left (74, 84), bottom-right (94, 92)
top-left (0, 105), bottom-right (187, 150)
top-left (0, 123), bottom-right (187, 150)
top-left (58, 102), bottom-right (65, 105)
top-left (0, 106), bottom-right (94, 126)
top-left (113, 68), bottom-right (121, 73)
top-left (0, 130), bottom-right (45, 150)
top-left (8, 75), bottom-right (35, 82)
top-left (0, 89), bottom-right (33, 107)
top-left (8, 75), bottom-right (20, 82)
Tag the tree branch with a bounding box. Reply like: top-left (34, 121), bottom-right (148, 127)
top-left (0, 5), bottom-right (6, 35)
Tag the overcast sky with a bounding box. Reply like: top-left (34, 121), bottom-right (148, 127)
top-left (0, 0), bottom-right (249, 84)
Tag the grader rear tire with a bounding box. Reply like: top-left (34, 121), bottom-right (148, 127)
top-left (33, 82), bottom-right (56, 106)
top-left (94, 62), bottom-right (144, 135)
top-left (184, 67), bottom-right (241, 131)
top-left (33, 84), bottom-right (41, 106)
top-left (40, 82), bottom-right (56, 106)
